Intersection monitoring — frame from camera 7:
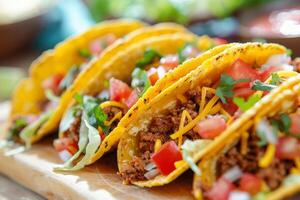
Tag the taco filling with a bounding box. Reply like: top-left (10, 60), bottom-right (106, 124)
top-left (119, 54), bottom-right (299, 183)
top-left (7, 34), bottom-right (117, 145)
top-left (53, 42), bottom-right (217, 169)
top-left (196, 107), bottom-right (300, 200)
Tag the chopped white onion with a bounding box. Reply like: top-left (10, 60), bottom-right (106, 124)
top-left (144, 162), bottom-right (156, 171)
top-left (58, 150), bottom-right (72, 162)
top-left (157, 66), bottom-right (167, 79)
top-left (223, 166), bottom-right (243, 182)
top-left (262, 54), bottom-right (292, 70)
top-left (257, 119), bottom-right (278, 144)
top-left (144, 169), bottom-right (160, 180)
top-left (229, 191), bottom-right (251, 200)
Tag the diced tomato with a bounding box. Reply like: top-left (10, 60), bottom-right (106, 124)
top-left (160, 55), bottom-right (179, 70)
top-left (42, 73), bottom-right (64, 94)
top-left (233, 87), bottom-right (256, 99)
top-left (289, 113), bottom-right (300, 135)
top-left (206, 177), bottom-right (235, 200)
top-left (239, 173), bottom-right (262, 195)
top-left (147, 67), bottom-right (159, 85)
top-left (124, 90), bottom-right (138, 108)
top-left (225, 59), bottom-right (260, 88)
top-left (194, 117), bottom-right (227, 139)
top-left (98, 127), bottom-right (106, 141)
top-left (105, 34), bottom-right (117, 46)
top-left (89, 39), bottom-right (104, 55)
top-left (151, 141), bottom-right (182, 175)
top-left (275, 137), bottom-right (300, 160)
top-left (214, 38), bottom-right (228, 45)
top-left (259, 66), bottom-right (281, 81)
top-left (53, 138), bottom-right (78, 155)
top-left (109, 78), bottom-right (132, 102)
top-left (223, 99), bottom-right (239, 116)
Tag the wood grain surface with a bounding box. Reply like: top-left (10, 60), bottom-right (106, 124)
top-left (0, 103), bottom-right (193, 200)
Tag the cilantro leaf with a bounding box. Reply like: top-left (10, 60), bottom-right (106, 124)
top-left (252, 80), bottom-right (276, 92)
top-left (131, 68), bottom-right (151, 96)
top-left (74, 93), bottom-right (84, 106)
top-left (135, 49), bottom-right (161, 69)
top-left (216, 74), bottom-right (249, 104)
top-left (270, 73), bottom-right (280, 85)
top-left (78, 48), bottom-right (91, 59)
top-left (280, 113), bottom-right (291, 133)
top-left (233, 94), bottom-right (261, 112)
top-left (7, 118), bottom-right (28, 140)
top-left (286, 48), bottom-right (293, 57)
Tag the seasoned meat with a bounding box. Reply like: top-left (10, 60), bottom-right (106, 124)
top-left (291, 57), bottom-right (300, 72)
top-left (103, 106), bottom-right (125, 131)
top-left (64, 111), bottom-right (82, 142)
top-left (120, 89), bottom-right (202, 182)
top-left (216, 134), bottom-right (294, 190)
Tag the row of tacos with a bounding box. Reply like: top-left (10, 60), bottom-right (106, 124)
top-left (5, 19), bottom-right (300, 199)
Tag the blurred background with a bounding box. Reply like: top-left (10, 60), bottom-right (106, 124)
top-left (0, 0), bottom-right (299, 101)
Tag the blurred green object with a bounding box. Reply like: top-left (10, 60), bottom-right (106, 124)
top-left (87, 0), bottom-right (278, 23)
top-left (0, 67), bottom-right (25, 101)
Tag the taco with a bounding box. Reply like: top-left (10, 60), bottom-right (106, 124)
top-left (117, 42), bottom-right (300, 187)
top-left (192, 75), bottom-right (300, 200)
top-left (53, 33), bottom-right (228, 170)
top-left (7, 21), bottom-right (190, 146)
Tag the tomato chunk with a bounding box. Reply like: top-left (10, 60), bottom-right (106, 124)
top-left (214, 38), bottom-right (228, 45)
top-left (233, 87), bottom-right (256, 99)
top-left (275, 137), bottom-right (300, 160)
top-left (239, 173), bottom-right (262, 195)
top-left (194, 117), bottom-right (227, 139)
top-left (206, 177), bottom-right (235, 200)
top-left (109, 78), bottom-right (132, 102)
top-left (225, 59), bottom-right (259, 88)
top-left (289, 113), bottom-right (300, 135)
top-left (42, 73), bottom-right (64, 94)
top-left (147, 67), bottom-right (159, 85)
top-left (259, 66), bottom-right (281, 81)
top-left (53, 138), bottom-right (78, 155)
top-left (89, 39), bottom-right (104, 55)
top-left (124, 90), bottom-right (138, 108)
top-left (151, 141), bottom-right (182, 175)
top-left (160, 55), bottom-right (179, 70)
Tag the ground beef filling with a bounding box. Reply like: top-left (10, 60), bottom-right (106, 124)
top-left (120, 89), bottom-right (203, 183)
top-left (215, 134), bottom-right (294, 191)
top-left (291, 57), bottom-right (300, 72)
top-left (63, 111), bottom-right (82, 143)
top-left (103, 106), bottom-right (125, 132)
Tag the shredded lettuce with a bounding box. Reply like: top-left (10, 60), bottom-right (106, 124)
top-left (131, 68), bottom-right (151, 96)
top-left (181, 139), bottom-right (211, 175)
top-left (63, 112), bottom-right (101, 171)
top-left (59, 106), bottom-right (80, 134)
top-left (20, 111), bottom-right (53, 148)
top-left (252, 192), bottom-right (268, 200)
top-left (283, 174), bottom-right (300, 187)
top-left (45, 89), bottom-right (60, 103)
top-left (54, 113), bottom-right (89, 170)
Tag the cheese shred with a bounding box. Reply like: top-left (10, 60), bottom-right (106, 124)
top-left (240, 131), bottom-right (249, 155)
top-left (154, 139), bottom-right (162, 152)
top-left (104, 111), bottom-right (122, 126)
top-left (100, 101), bottom-right (127, 109)
top-left (259, 144), bottom-right (275, 168)
top-left (176, 94), bottom-right (188, 103)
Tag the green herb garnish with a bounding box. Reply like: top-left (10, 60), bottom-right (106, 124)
top-left (252, 80), bottom-right (276, 92)
top-left (269, 73), bottom-right (280, 85)
top-left (216, 74), bottom-right (249, 104)
top-left (233, 94), bottom-right (261, 112)
top-left (7, 118), bottom-right (28, 140)
top-left (78, 48), bottom-right (91, 59)
top-left (135, 49), bottom-right (161, 69)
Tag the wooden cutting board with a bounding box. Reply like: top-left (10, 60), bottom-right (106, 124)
top-left (0, 103), bottom-right (194, 200)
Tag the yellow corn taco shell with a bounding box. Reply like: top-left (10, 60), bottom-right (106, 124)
top-left (54, 32), bottom-right (230, 171)
top-left (117, 42), bottom-right (296, 187)
top-left (11, 19), bottom-right (146, 118)
top-left (193, 76), bottom-right (300, 200)
top-left (25, 23), bottom-right (191, 145)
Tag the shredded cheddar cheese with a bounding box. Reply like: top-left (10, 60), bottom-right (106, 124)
top-left (174, 160), bottom-right (185, 168)
top-left (200, 87), bottom-right (216, 112)
top-left (291, 168), bottom-right (300, 174)
top-left (154, 139), bottom-right (162, 152)
top-left (220, 108), bottom-right (233, 125)
top-left (240, 131), bottom-right (249, 155)
top-left (104, 111), bottom-right (122, 126)
top-left (100, 101), bottom-right (127, 110)
top-left (176, 94), bottom-right (188, 103)
top-left (170, 95), bottom-right (219, 139)
top-left (259, 144), bottom-right (275, 168)
top-left (208, 103), bottom-right (221, 115)
top-left (178, 110), bottom-right (193, 146)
